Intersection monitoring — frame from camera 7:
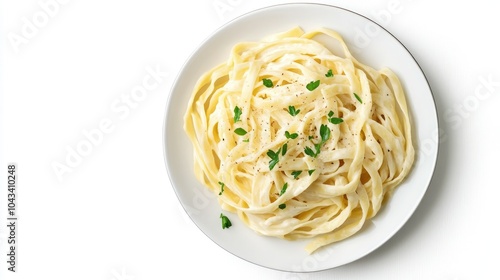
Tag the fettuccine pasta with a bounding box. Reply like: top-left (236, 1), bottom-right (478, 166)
top-left (184, 27), bottom-right (414, 253)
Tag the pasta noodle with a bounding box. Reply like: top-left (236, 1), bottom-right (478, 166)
top-left (183, 27), bottom-right (415, 254)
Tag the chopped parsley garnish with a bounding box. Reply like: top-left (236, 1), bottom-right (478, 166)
top-left (233, 106), bottom-right (242, 123)
top-left (267, 147), bottom-right (282, 170)
top-left (287, 105), bottom-right (300, 116)
top-left (291, 170), bottom-right (302, 179)
top-left (282, 143), bottom-right (288, 156)
top-left (278, 183), bottom-right (288, 209)
top-left (320, 124), bottom-right (330, 143)
top-left (220, 213), bottom-right (232, 229)
top-left (327, 110), bottom-right (343, 124)
top-left (243, 139), bottom-right (249, 142)
top-left (308, 169), bottom-right (315, 176)
top-left (304, 124), bottom-right (331, 158)
top-left (234, 128), bottom-right (247, 136)
top-left (306, 80), bottom-right (320, 91)
top-left (218, 181), bottom-right (225, 195)
top-left (304, 146), bottom-right (318, 158)
top-left (285, 131), bottom-right (298, 139)
top-left (329, 117), bottom-right (344, 124)
top-left (279, 182), bottom-right (288, 196)
top-left (263, 78), bottom-right (273, 88)
top-left (325, 69), bottom-right (334, 77)
top-left (354, 92), bottom-right (363, 104)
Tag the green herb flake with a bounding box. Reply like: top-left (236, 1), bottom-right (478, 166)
top-left (279, 204), bottom-right (286, 210)
top-left (218, 181), bottom-right (225, 195)
top-left (282, 143), bottom-right (288, 156)
top-left (263, 78), bottom-right (273, 88)
top-left (304, 146), bottom-right (317, 158)
top-left (354, 92), bottom-right (363, 104)
top-left (242, 139), bottom-right (249, 142)
top-left (220, 213), bottom-right (232, 229)
top-left (269, 158), bottom-right (279, 170)
top-left (320, 124), bottom-right (331, 143)
top-left (325, 69), bottom-right (334, 77)
top-left (327, 110), bottom-right (343, 124)
top-left (234, 128), bottom-right (247, 136)
top-left (308, 169), bottom-right (315, 176)
top-left (267, 148), bottom-right (281, 170)
top-left (329, 117), bottom-right (343, 124)
top-left (233, 106), bottom-right (242, 123)
top-left (306, 80), bottom-right (320, 91)
top-left (304, 125), bottom-right (330, 158)
top-left (287, 105), bottom-right (300, 116)
top-left (314, 143), bottom-right (322, 155)
top-left (279, 182), bottom-right (288, 196)
top-left (291, 170), bottom-right (302, 179)
top-left (285, 131), bottom-right (298, 139)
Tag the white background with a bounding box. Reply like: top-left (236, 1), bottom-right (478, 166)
top-left (1, 0), bottom-right (500, 279)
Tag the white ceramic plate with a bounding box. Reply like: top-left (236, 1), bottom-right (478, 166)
top-left (163, 3), bottom-right (438, 272)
